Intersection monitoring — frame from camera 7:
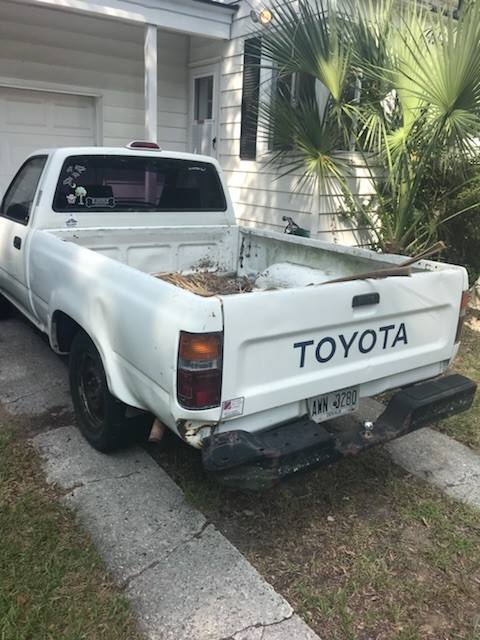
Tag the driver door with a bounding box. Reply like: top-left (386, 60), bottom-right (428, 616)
top-left (0, 155), bottom-right (47, 311)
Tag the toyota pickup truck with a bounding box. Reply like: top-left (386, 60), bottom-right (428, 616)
top-left (0, 143), bottom-right (476, 489)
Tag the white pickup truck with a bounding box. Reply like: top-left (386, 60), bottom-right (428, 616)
top-left (0, 144), bottom-right (476, 489)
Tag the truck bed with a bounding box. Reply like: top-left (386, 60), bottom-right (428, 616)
top-left (54, 224), bottom-right (440, 293)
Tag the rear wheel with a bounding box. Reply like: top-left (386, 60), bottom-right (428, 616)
top-left (69, 332), bottom-right (151, 451)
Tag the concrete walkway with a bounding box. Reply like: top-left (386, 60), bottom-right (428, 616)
top-left (0, 314), bottom-right (71, 415)
top-left (387, 428), bottom-right (480, 509)
top-left (33, 426), bottom-right (319, 640)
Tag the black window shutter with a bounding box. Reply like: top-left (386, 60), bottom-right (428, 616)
top-left (240, 37), bottom-right (261, 161)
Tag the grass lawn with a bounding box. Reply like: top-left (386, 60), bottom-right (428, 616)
top-left (438, 310), bottom-right (480, 452)
top-left (152, 310), bottom-right (480, 640)
top-left (0, 424), bottom-right (142, 640)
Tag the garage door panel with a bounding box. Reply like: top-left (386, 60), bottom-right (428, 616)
top-left (6, 138), bottom-right (41, 168)
top-left (5, 95), bottom-right (48, 127)
top-left (0, 86), bottom-right (95, 197)
top-left (53, 102), bottom-right (94, 132)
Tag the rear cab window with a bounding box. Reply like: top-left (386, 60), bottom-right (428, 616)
top-left (53, 155), bottom-right (227, 213)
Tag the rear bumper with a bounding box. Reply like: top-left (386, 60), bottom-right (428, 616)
top-left (202, 374), bottom-right (477, 490)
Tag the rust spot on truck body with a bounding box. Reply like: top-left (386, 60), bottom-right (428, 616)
top-left (176, 419), bottom-right (217, 448)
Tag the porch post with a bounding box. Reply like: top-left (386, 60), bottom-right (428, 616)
top-left (144, 24), bottom-right (158, 142)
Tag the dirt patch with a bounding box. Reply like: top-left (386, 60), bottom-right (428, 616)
top-left (154, 271), bottom-right (253, 296)
top-left (0, 403), bottom-right (74, 439)
top-left (466, 308), bottom-right (480, 333)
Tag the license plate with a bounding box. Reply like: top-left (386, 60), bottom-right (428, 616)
top-left (307, 386), bottom-right (359, 423)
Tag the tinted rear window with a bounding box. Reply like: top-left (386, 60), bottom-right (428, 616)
top-left (53, 155), bottom-right (227, 212)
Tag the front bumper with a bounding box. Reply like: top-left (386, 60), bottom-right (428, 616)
top-left (202, 374), bottom-right (477, 490)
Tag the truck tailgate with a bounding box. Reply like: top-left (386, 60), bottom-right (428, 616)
top-left (220, 269), bottom-right (464, 418)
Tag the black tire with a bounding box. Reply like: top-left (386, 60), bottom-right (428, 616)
top-left (69, 332), bottom-right (152, 452)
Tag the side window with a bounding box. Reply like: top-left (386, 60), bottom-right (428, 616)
top-left (1, 156), bottom-right (47, 225)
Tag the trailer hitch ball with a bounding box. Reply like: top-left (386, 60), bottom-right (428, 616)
top-left (363, 420), bottom-right (374, 438)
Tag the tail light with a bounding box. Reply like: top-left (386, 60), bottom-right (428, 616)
top-left (177, 332), bottom-right (223, 409)
top-left (455, 290), bottom-right (470, 343)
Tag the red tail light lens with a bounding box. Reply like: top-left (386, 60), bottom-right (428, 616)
top-left (455, 290), bottom-right (470, 343)
top-left (177, 332), bottom-right (223, 409)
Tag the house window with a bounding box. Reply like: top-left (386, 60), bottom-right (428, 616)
top-left (269, 70), bottom-right (317, 151)
top-left (194, 76), bottom-right (213, 121)
top-left (240, 37), bottom-right (261, 161)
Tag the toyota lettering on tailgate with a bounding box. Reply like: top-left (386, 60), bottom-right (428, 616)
top-left (293, 323), bottom-right (408, 368)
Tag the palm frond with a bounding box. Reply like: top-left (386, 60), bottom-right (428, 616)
top-left (259, 93), bottom-right (353, 194)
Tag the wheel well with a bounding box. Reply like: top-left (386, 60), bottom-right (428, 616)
top-left (51, 311), bottom-right (83, 353)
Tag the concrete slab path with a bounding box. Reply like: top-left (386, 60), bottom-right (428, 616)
top-left (0, 315), bottom-right (71, 415)
top-left (387, 428), bottom-right (480, 509)
top-left (32, 426), bottom-right (319, 640)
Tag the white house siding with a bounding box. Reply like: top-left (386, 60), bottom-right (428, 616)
top-left (0, 1), bottom-right (188, 155)
top-left (189, 4), bottom-right (373, 246)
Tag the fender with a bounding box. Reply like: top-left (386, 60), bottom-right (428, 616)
top-left (48, 292), bottom-right (142, 410)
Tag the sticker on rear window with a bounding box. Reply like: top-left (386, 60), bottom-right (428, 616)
top-left (86, 196), bottom-right (116, 208)
top-left (74, 186), bottom-right (87, 205)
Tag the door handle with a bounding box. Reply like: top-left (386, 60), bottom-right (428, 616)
top-left (212, 136), bottom-right (217, 150)
top-left (13, 236), bottom-right (21, 250)
top-left (352, 293), bottom-right (380, 308)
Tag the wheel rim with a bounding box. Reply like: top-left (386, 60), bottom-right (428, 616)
top-left (77, 352), bottom-right (106, 430)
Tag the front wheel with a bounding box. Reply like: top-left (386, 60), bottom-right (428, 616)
top-left (69, 332), bottom-right (151, 452)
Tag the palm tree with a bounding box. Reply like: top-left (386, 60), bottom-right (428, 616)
top-left (258, 0), bottom-right (480, 254)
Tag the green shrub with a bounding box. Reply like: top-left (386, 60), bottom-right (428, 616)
top-left (440, 172), bottom-right (480, 286)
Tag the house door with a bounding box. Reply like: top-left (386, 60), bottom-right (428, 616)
top-left (189, 63), bottom-right (219, 158)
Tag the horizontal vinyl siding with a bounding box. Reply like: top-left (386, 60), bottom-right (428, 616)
top-left (190, 7), bottom-right (374, 246)
top-left (0, 1), bottom-right (188, 151)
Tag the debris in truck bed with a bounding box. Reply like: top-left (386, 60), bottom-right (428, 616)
top-left (154, 271), bottom-right (253, 296)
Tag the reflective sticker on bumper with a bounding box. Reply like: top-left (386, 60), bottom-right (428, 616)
top-left (221, 397), bottom-right (244, 419)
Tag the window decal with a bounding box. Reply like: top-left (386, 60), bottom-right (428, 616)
top-left (74, 186), bottom-right (87, 205)
top-left (86, 196), bottom-right (115, 208)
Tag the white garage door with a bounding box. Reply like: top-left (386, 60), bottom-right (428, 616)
top-left (0, 87), bottom-right (96, 197)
